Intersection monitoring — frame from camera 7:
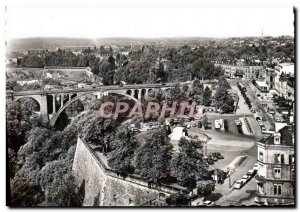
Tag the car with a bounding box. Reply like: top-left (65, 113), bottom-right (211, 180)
top-left (242, 175), bottom-right (250, 183)
top-left (234, 180), bottom-right (243, 189)
top-left (253, 163), bottom-right (259, 171)
top-left (210, 156), bottom-right (218, 161)
top-left (203, 200), bottom-right (215, 206)
top-left (207, 159), bottom-right (214, 165)
top-left (255, 116), bottom-right (261, 121)
top-left (247, 169), bottom-right (256, 177)
top-left (198, 122), bottom-right (202, 128)
top-left (214, 120), bottom-right (221, 129)
top-left (186, 124), bottom-right (191, 129)
top-left (212, 152), bottom-right (224, 159)
top-left (235, 119), bottom-right (242, 126)
top-left (192, 123), bottom-right (197, 127)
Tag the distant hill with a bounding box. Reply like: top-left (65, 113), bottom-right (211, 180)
top-left (6, 37), bottom-right (96, 52)
top-left (6, 36), bottom-right (293, 52)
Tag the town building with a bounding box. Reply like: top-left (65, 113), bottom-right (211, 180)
top-left (243, 66), bottom-right (264, 79)
top-left (255, 125), bottom-right (295, 205)
top-left (253, 80), bottom-right (269, 93)
top-left (274, 63), bottom-right (294, 96)
top-left (265, 68), bottom-right (276, 90)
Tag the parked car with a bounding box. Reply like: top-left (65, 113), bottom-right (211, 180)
top-left (235, 119), bottom-right (242, 126)
top-left (261, 125), bottom-right (266, 130)
top-left (247, 169), bottom-right (256, 177)
top-left (234, 180), bottom-right (243, 189)
top-left (203, 200), bottom-right (215, 206)
top-left (253, 163), bottom-right (259, 171)
top-left (215, 120), bottom-right (221, 129)
top-left (192, 123), bottom-right (197, 127)
top-left (242, 175), bottom-right (250, 183)
top-left (211, 156), bottom-right (218, 161)
top-left (212, 152), bottom-right (224, 159)
top-left (198, 122), bottom-right (202, 128)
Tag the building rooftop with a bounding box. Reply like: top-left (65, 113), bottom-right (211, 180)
top-left (255, 80), bottom-right (268, 87)
top-left (275, 63), bottom-right (294, 76)
top-left (259, 125), bottom-right (294, 146)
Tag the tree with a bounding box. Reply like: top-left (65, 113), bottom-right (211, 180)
top-left (197, 180), bottom-right (215, 196)
top-left (214, 85), bottom-right (234, 113)
top-left (134, 129), bottom-right (173, 183)
top-left (171, 138), bottom-right (211, 189)
top-left (108, 128), bottom-right (138, 174)
top-left (6, 101), bottom-right (41, 151)
top-left (202, 86), bottom-right (212, 107)
top-left (165, 193), bottom-right (189, 206)
top-left (202, 114), bottom-right (209, 129)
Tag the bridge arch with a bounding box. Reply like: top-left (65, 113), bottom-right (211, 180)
top-left (15, 96), bottom-right (41, 112)
top-left (50, 90), bottom-right (140, 126)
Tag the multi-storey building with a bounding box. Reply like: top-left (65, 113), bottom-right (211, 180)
top-left (243, 65), bottom-right (264, 79)
top-left (255, 126), bottom-right (295, 205)
top-left (265, 68), bottom-right (276, 90)
top-left (274, 63), bottom-right (294, 96)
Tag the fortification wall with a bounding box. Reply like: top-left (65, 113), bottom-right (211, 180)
top-left (72, 138), bottom-right (184, 206)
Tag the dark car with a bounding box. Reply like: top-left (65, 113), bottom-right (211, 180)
top-left (212, 152), bottom-right (225, 159)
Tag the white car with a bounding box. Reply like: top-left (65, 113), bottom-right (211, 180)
top-left (253, 163), bottom-right (259, 171)
top-left (242, 175), bottom-right (250, 183)
top-left (215, 120), bottom-right (221, 129)
top-left (247, 169), bottom-right (256, 177)
top-left (203, 200), bottom-right (215, 206)
top-left (234, 180), bottom-right (243, 189)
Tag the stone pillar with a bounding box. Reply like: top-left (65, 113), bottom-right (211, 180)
top-left (60, 94), bottom-right (64, 109)
top-left (138, 89), bottom-right (142, 101)
top-left (39, 94), bottom-right (49, 122)
top-left (131, 89), bottom-right (135, 97)
top-left (145, 89), bottom-right (149, 100)
top-left (69, 94), bottom-right (71, 101)
top-left (52, 95), bottom-right (56, 114)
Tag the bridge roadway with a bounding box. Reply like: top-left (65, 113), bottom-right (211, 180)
top-left (6, 83), bottom-right (181, 96)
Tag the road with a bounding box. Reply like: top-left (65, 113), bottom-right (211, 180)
top-left (6, 82), bottom-right (182, 96)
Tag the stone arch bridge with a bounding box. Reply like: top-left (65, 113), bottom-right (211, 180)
top-left (6, 83), bottom-right (182, 126)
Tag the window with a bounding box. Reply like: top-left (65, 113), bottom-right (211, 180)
top-left (289, 155), bottom-right (294, 165)
top-left (274, 184), bottom-right (282, 195)
top-left (281, 154), bottom-right (285, 164)
top-left (291, 169), bottom-right (295, 180)
top-left (274, 154), bottom-right (285, 164)
top-left (259, 152), bottom-right (264, 161)
top-left (274, 154), bottom-right (280, 163)
top-left (274, 168), bottom-right (281, 179)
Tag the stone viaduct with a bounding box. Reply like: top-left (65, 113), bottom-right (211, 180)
top-left (6, 83), bottom-right (182, 126)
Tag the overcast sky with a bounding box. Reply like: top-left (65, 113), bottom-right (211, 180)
top-left (4, 0), bottom-right (295, 39)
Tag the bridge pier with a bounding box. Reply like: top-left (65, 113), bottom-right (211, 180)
top-left (40, 94), bottom-right (49, 122)
top-left (60, 94), bottom-right (64, 109)
top-left (145, 89), bottom-right (149, 101)
top-left (138, 89), bottom-right (142, 101)
top-left (52, 95), bottom-right (56, 114)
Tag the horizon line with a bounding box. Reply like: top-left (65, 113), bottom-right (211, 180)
top-left (7, 34), bottom-right (294, 41)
